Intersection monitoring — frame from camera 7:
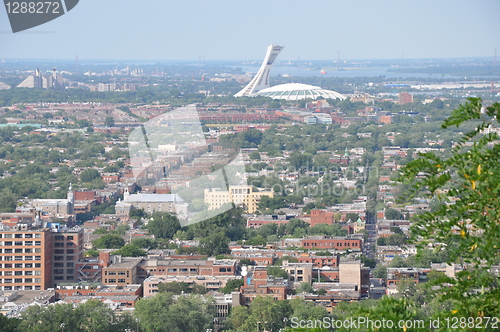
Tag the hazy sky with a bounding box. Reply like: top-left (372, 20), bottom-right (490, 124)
top-left (1, 0), bottom-right (499, 61)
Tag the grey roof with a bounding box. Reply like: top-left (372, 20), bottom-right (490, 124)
top-left (124, 193), bottom-right (184, 203)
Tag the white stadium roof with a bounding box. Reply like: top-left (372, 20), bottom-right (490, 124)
top-left (253, 83), bottom-right (346, 101)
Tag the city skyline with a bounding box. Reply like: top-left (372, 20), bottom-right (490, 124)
top-left (0, 0), bottom-right (499, 61)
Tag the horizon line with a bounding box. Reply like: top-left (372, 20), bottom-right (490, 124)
top-left (0, 55), bottom-right (497, 63)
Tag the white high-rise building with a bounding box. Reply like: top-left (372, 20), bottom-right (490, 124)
top-left (234, 45), bottom-right (284, 97)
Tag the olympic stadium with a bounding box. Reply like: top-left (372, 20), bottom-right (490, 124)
top-left (234, 45), bottom-right (346, 101)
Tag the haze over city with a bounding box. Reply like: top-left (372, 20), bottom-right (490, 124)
top-left (1, 0), bottom-right (499, 61)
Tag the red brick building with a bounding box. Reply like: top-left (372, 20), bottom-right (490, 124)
top-left (310, 210), bottom-right (334, 226)
top-left (240, 266), bottom-right (291, 304)
top-left (301, 236), bottom-right (362, 251)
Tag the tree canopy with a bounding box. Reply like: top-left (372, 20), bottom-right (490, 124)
top-left (147, 212), bottom-right (182, 239)
top-left (398, 98), bottom-right (500, 320)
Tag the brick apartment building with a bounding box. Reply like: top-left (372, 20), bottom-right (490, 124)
top-left (310, 210), bottom-right (335, 226)
top-left (240, 266), bottom-right (291, 304)
top-left (0, 221), bottom-right (84, 290)
top-left (301, 236), bottom-right (363, 251)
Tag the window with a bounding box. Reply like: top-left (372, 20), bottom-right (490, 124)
top-left (4, 249), bottom-right (12, 253)
top-left (55, 235), bottom-right (64, 241)
top-left (167, 268), bottom-right (177, 273)
top-left (25, 263), bottom-right (32, 268)
top-left (14, 279), bottom-right (22, 283)
top-left (15, 263), bottom-right (23, 268)
top-left (108, 279), bottom-right (116, 283)
top-left (55, 250), bottom-right (64, 255)
top-left (4, 234), bottom-right (12, 238)
top-left (35, 241), bottom-right (41, 246)
top-left (54, 256), bottom-right (63, 261)
top-left (35, 263), bottom-right (41, 268)
top-left (66, 262), bottom-right (74, 267)
top-left (67, 236), bottom-right (74, 240)
top-left (118, 271), bottom-right (125, 275)
top-left (25, 234), bottom-right (32, 239)
top-left (34, 234), bottom-right (41, 238)
top-left (34, 256), bottom-right (41, 261)
top-left (14, 271), bottom-right (23, 276)
top-left (67, 249), bottom-right (74, 254)
top-left (5, 241), bottom-right (12, 246)
top-left (25, 271), bottom-right (32, 276)
top-left (25, 278), bottom-right (32, 283)
top-left (118, 279), bottom-right (126, 283)
top-left (67, 269), bottom-right (73, 274)
top-left (108, 271), bottom-right (116, 275)
top-left (14, 241), bottom-right (23, 246)
top-left (55, 242), bottom-right (64, 247)
top-left (25, 256), bottom-right (33, 261)
top-left (15, 256), bottom-right (23, 261)
top-left (67, 242), bottom-right (74, 247)
top-left (15, 234), bottom-right (23, 238)
top-left (54, 276), bottom-right (64, 280)
top-left (67, 276), bottom-right (74, 280)
top-left (54, 269), bottom-right (64, 274)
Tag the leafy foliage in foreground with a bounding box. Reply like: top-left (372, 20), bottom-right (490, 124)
top-left (398, 98), bottom-right (500, 324)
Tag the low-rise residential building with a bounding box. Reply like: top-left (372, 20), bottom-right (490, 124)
top-left (301, 236), bottom-right (363, 251)
top-left (143, 275), bottom-right (237, 296)
top-left (240, 266), bottom-right (291, 304)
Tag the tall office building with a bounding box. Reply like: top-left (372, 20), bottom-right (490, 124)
top-left (51, 226), bottom-right (84, 284)
top-left (0, 219), bottom-right (84, 290)
top-left (234, 45), bottom-right (284, 97)
top-left (0, 222), bottom-right (53, 291)
top-left (398, 92), bottom-right (413, 105)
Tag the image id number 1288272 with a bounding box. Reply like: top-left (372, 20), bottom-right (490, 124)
top-left (5, 2), bottom-right (60, 14)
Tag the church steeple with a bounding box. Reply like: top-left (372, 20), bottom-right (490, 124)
top-left (67, 183), bottom-right (74, 214)
top-left (123, 187), bottom-right (130, 201)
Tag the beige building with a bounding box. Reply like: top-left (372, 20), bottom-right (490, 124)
top-left (102, 257), bottom-right (143, 286)
top-left (32, 185), bottom-right (74, 216)
top-left (204, 185), bottom-right (273, 214)
top-left (282, 261), bottom-right (313, 285)
top-left (143, 275), bottom-right (236, 297)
